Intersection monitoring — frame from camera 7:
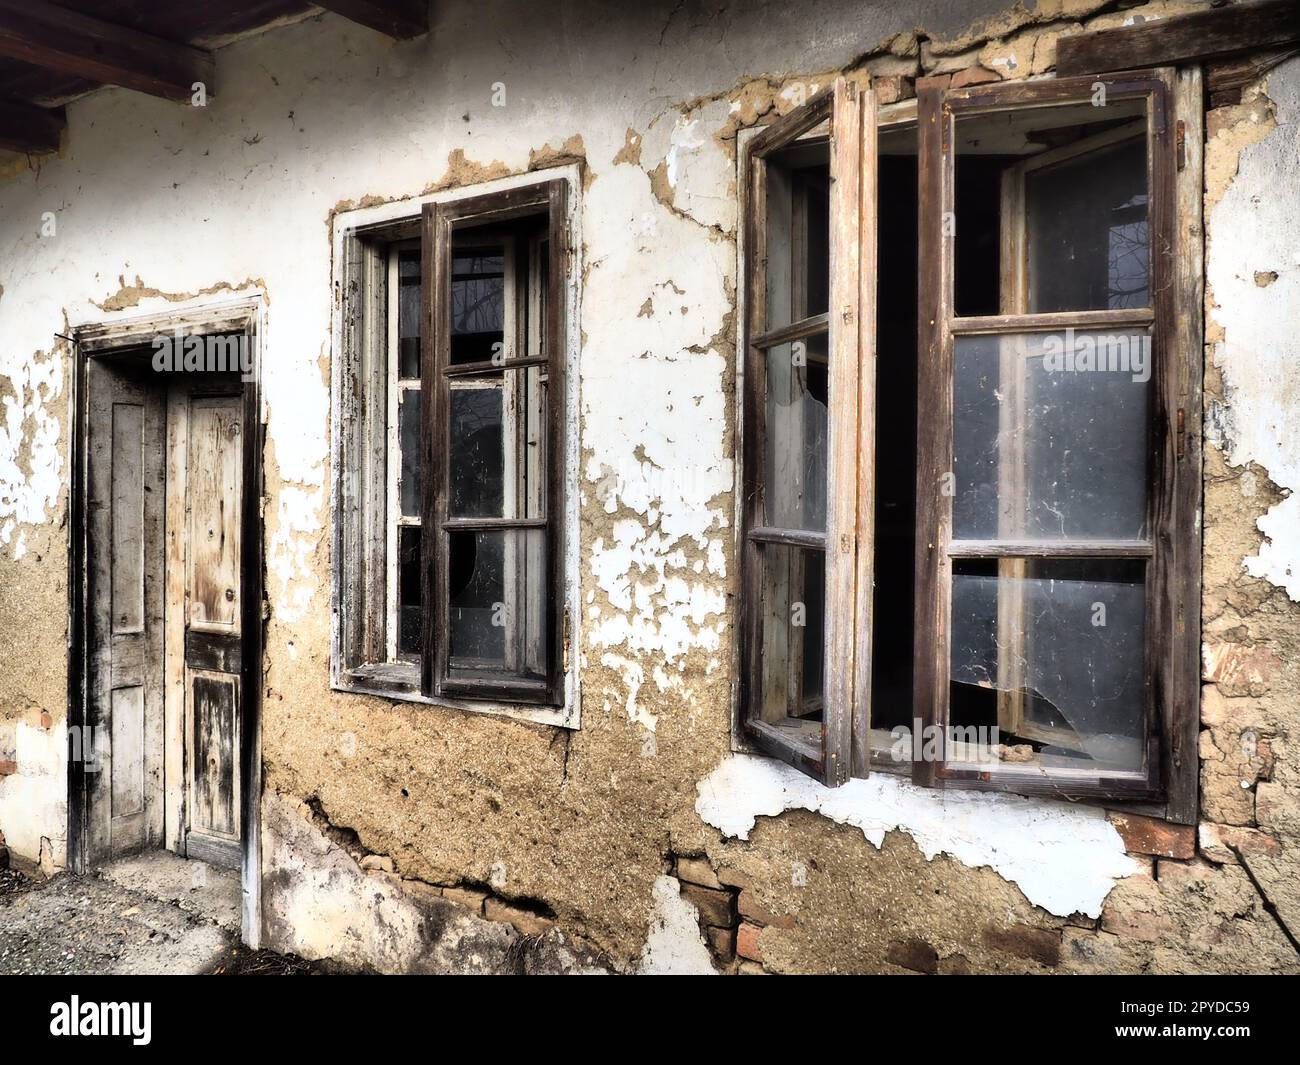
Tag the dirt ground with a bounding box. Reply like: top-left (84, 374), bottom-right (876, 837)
top-left (0, 852), bottom-right (342, 975)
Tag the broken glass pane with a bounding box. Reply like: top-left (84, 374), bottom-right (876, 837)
top-left (950, 558), bottom-right (1146, 774)
top-left (448, 528), bottom-right (548, 679)
top-left (749, 542), bottom-right (825, 751)
top-left (397, 524), bottom-right (422, 659)
top-left (952, 329), bottom-right (1150, 541)
top-left (449, 383), bottom-right (503, 517)
top-left (764, 334), bottom-right (828, 532)
top-left (448, 367), bottom-right (546, 520)
top-left (763, 139), bottom-right (831, 331)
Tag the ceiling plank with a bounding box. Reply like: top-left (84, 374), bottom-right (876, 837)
top-left (0, 96), bottom-right (63, 153)
top-left (1056, 0), bottom-right (1300, 77)
top-left (313, 1), bottom-right (428, 39)
top-left (0, 0), bottom-right (214, 103)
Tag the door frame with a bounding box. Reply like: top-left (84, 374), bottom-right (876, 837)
top-left (67, 297), bottom-right (266, 947)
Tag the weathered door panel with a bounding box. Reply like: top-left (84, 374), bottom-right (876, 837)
top-left (166, 388), bottom-right (243, 870)
top-left (86, 361), bottom-right (166, 863)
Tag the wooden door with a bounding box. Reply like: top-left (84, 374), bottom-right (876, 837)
top-left (165, 386), bottom-right (243, 870)
top-left (85, 359), bottom-right (167, 862)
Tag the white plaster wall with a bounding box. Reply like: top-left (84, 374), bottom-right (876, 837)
top-left (697, 755), bottom-right (1140, 917)
top-left (0, 720), bottom-right (65, 868)
top-left (1207, 57), bottom-right (1300, 598)
top-left (0, 0), bottom-right (1010, 863)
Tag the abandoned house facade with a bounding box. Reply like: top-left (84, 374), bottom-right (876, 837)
top-left (1, 0), bottom-right (1298, 974)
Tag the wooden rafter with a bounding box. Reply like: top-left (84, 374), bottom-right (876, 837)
top-left (0, 0), bottom-right (214, 103)
top-left (313, 0), bottom-right (429, 39)
top-left (0, 95), bottom-right (63, 153)
top-left (1056, 0), bottom-right (1300, 77)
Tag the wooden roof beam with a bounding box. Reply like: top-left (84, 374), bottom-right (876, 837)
top-left (0, 0), bottom-right (214, 103)
top-left (0, 96), bottom-right (63, 153)
top-left (313, 1), bottom-right (429, 40)
top-left (1056, 0), bottom-right (1300, 77)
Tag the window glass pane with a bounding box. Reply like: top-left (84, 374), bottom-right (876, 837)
top-left (449, 367), bottom-right (547, 520)
top-left (398, 388), bottom-right (422, 519)
top-left (952, 329), bottom-right (1150, 541)
top-left (397, 524), bottom-right (422, 659)
top-left (952, 96), bottom-right (1148, 316)
top-left (1027, 137), bottom-right (1148, 312)
top-left (950, 558), bottom-right (1146, 775)
top-left (450, 246), bottom-right (505, 365)
top-left (749, 543), bottom-right (824, 751)
top-left (762, 139), bottom-right (830, 331)
top-left (448, 528), bottom-right (548, 679)
top-left (398, 248), bottom-right (421, 379)
top-left (764, 334), bottom-right (827, 532)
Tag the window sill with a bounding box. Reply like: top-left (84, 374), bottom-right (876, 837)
top-left (335, 661), bottom-right (577, 730)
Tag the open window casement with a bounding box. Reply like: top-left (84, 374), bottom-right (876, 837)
top-left (914, 70), bottom-right (1193, 804)
top-left (739, 77), bottom-right (877, 786)
top-left (420, 180), bottom-right (568, 705)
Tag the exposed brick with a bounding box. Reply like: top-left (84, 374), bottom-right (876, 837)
top-left (1202, 642), bottom-right (1280, 694)
top-left (0, 760), bottom-right (16, 776)
top-left (680, 882), bottom-right (733, 928)
top-left (1198, 823), bottom-right (1282, 864)
top-left (1108, 812), bottom-right (1196, 859)
top-left (982, 924), bottom-right (1061, 967)
top-left (705, 925), bottom-right (735, 960)
top-left (401, 878), bottom-right (443, 901)
top-left (442, 885), bottom-right (487, 913)
top-left (737, 961), bottom-right (767, 975)
top-left (675, 856), bottom-right (722, 890)
top-left (887, 938), bottom-right (938, 974)
top-left (715, 866), bottom-right (749, 890)
top-left (1100, 906), bottom-right (1174, 944)
top-left (949, 65), bottom-right (1000, 88)
top-left (484, 898), bottom-right (554, 938)
top-left (873, 74), bottom-right (914, 105)
top-left (915, 74), bottom-right (952, 94)
top-left (736, 922), bottom-right (763, 963)
top-left (737, 889), bottom-right (795, 930)
top-left (938, 954), bottom-right (972, 975)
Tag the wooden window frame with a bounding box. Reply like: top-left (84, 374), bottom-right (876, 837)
top-left (421, 182), bottom-right (567, 706)
top-left (385, 238), bottom-right (423, 663)
top-left (913, 68), bottom-right (1203, 822)
top-left (736, 77), bottom-right (877, 787)
top-left (331, 170), bottom-right (580, 730)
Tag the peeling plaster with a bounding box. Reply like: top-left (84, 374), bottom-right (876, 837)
top-left (1207, 58), bottom-right (1300, 599)
top-left (0, 346), bottom-right (64, 554)
top-left (696, 755), bottom-right (1139, 918)
top-left (635, 875), bottom-right (717, 974)
top-left (0, 720), bottom-right (67, 867)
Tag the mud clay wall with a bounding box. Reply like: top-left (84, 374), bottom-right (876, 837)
top-left (1, 1), bottom-right (1298, 973)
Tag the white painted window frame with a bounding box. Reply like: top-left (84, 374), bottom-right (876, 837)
top-left (330, 166), bottom-right (582, 730)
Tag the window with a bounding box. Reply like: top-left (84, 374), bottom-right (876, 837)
top-left (333, 175), bottom-right (576, 725)
top-left (739, 71), bottom-right (1200, 817)
top-left (738, 78), bottom-right (877, 786)
top-left (914, 69), bottom-right (1200, 814)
